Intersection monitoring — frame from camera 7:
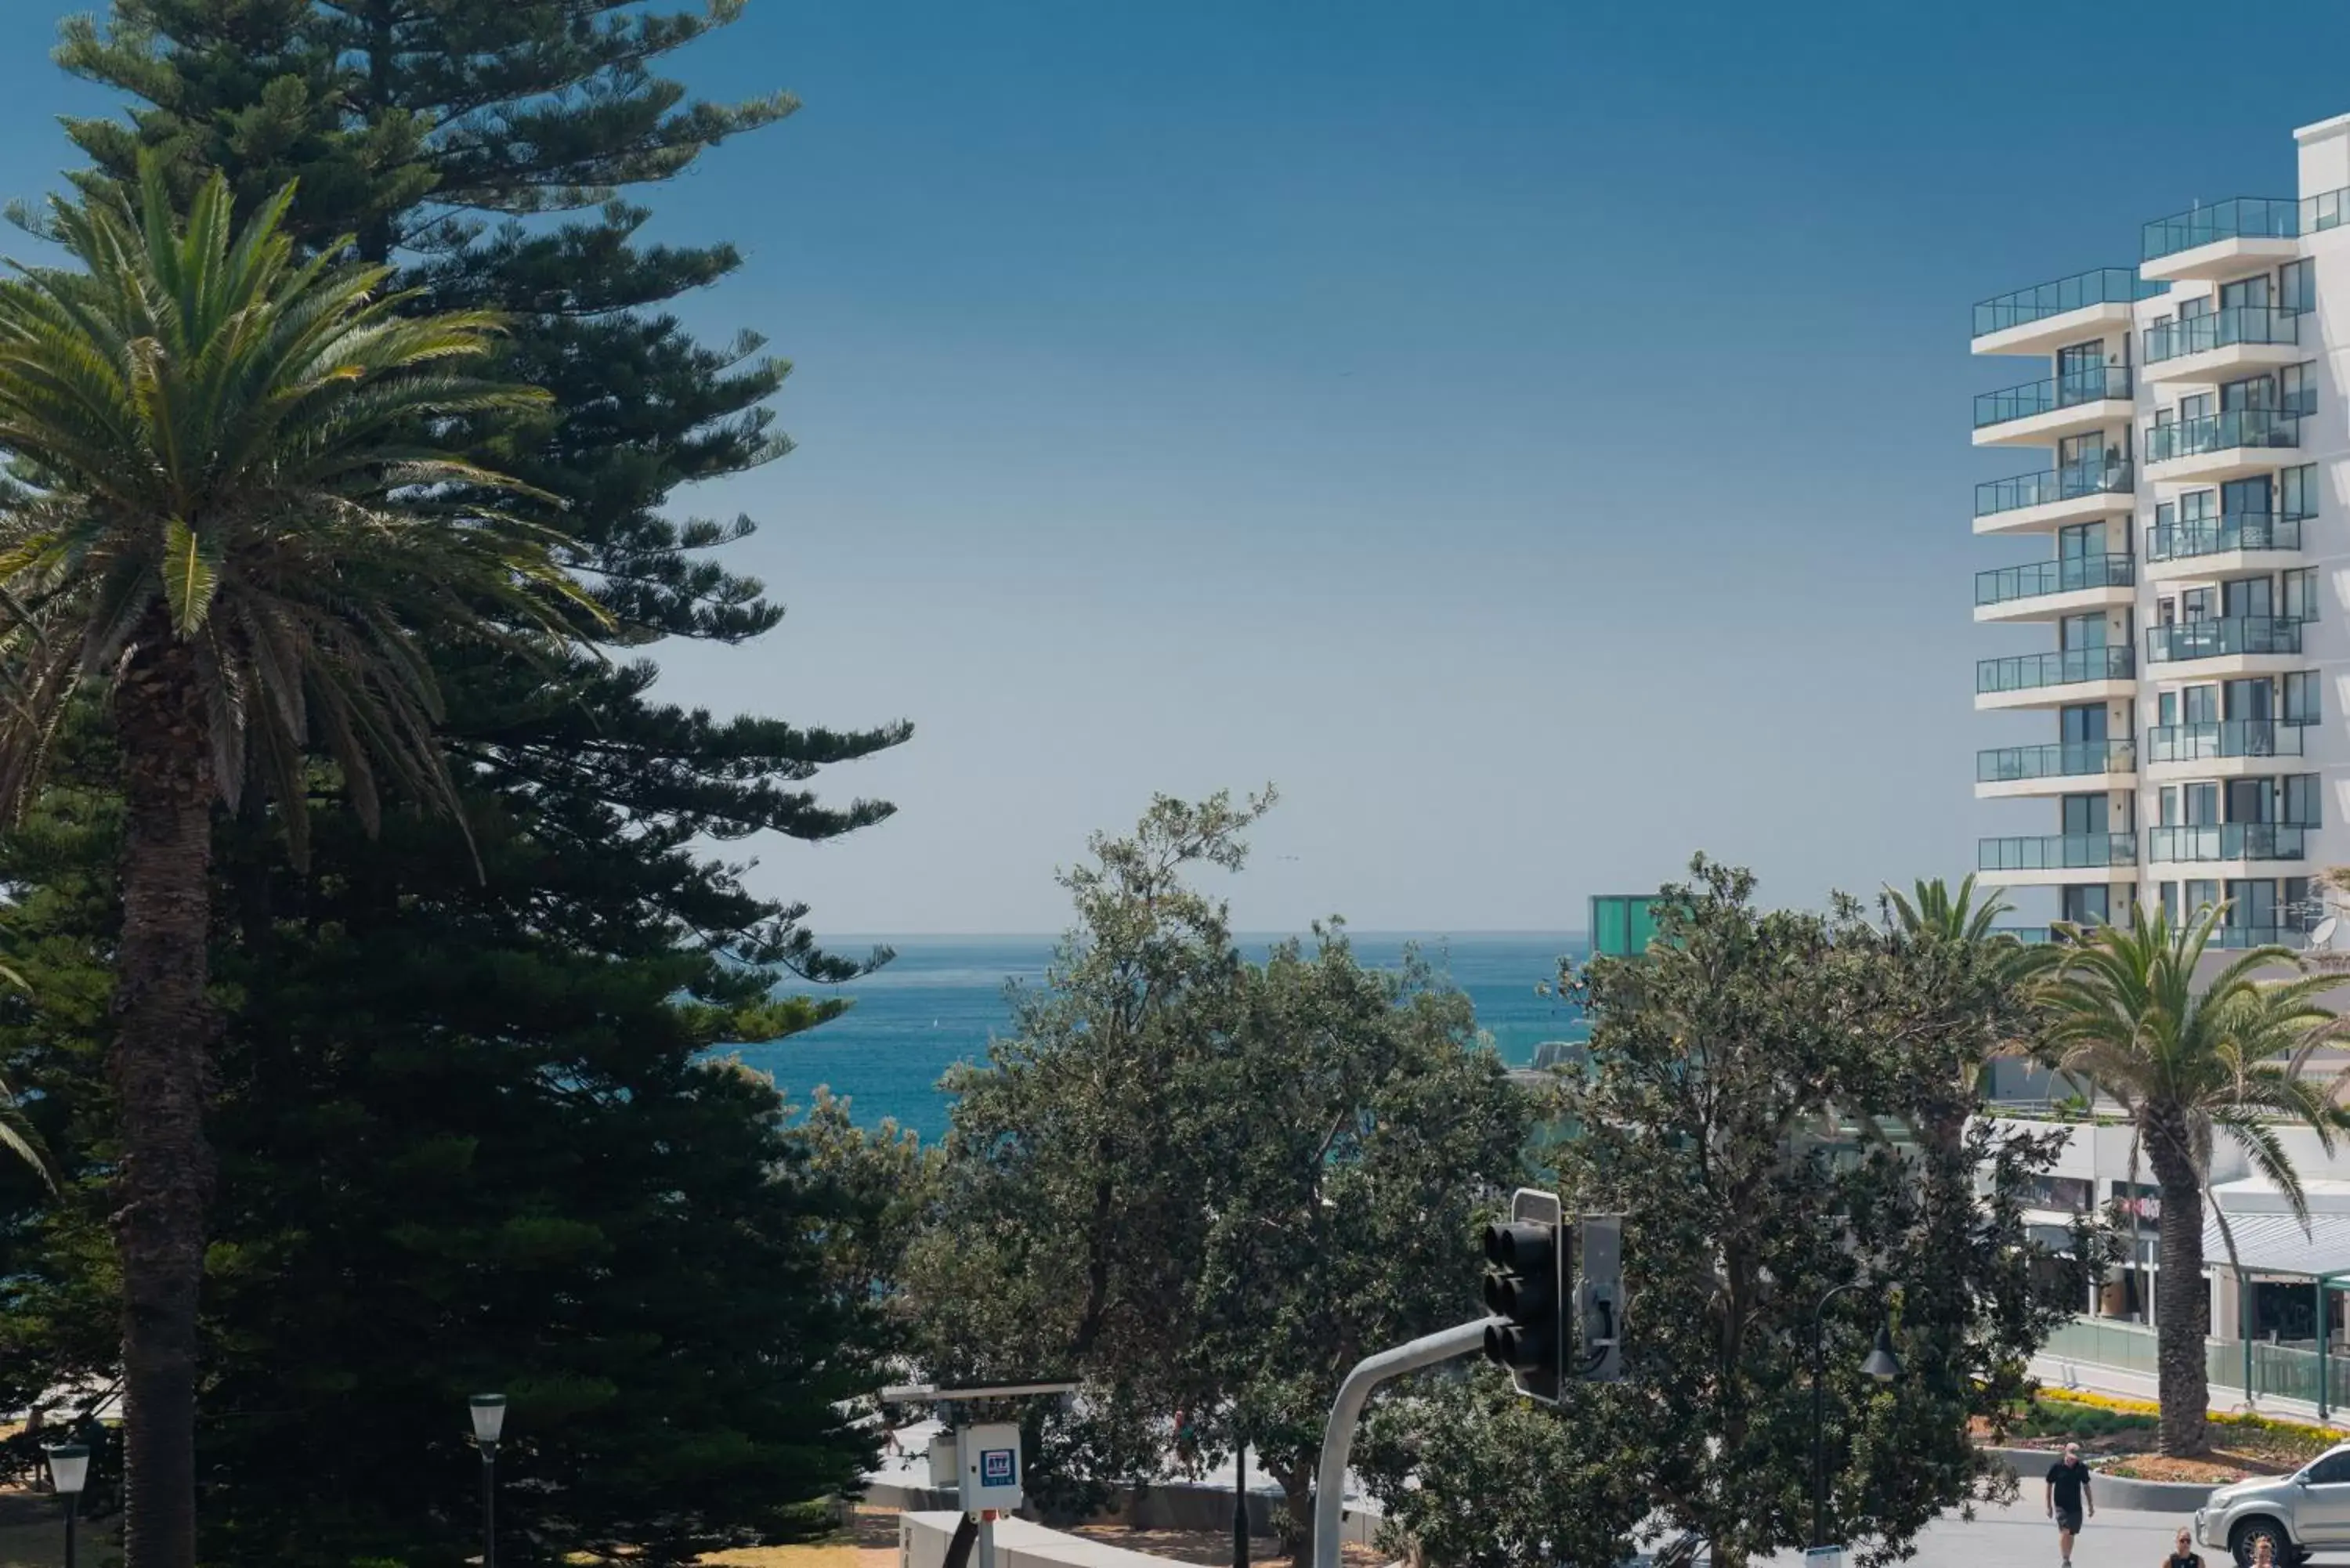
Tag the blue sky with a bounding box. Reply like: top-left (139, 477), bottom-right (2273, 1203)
top-left (2, 2), bottom-right (2349, 934)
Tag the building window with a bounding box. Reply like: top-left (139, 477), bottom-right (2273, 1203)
top-left (2285, 670), bottom-right (2323, 724)
top-left (2285, 363), bottom-right (2318, 418)
top-left (2186, 879), bottom-right (2221, 918)
top-left (2284, 258), bottom-right (2316, 314)
top-left (2285, 774), bottom-right (2323, 827)
top-left (2283, 463), bottom-right (2319, 519)
top-left (2063, 885), bottom-right (2111, 926)
top-left (2285, 567), bottom-right (2320, 623)
top-left (2160, 880), bottom-right (2180, 921)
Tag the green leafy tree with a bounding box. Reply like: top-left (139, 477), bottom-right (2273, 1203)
top-left (2036, 905), bottom-right (2346, 1456)
top-left (906, 793), bottom-right (1530, 1563)
top-left (0, 162), bottom-right (589, 1567)
top-left (1357, 1366), bottom-right (1654, 1568)
top-left (1372, 858), bottom-right (2081, 1568)
top-left (11, 5), bottom-right (912, 1560)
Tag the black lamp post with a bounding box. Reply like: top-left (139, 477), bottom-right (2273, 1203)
top-left (45, 1442), bottom-right (89, 1568)
top-left (1231, 1431), bottom-right (1247, 1568)
top-left (1810, 1285), bottom-right (1902, 1550)
top-left (471, 1394), bottom-right (507, 1568)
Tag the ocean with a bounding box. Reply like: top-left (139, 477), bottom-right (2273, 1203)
top-left (734, 932), bottom-right (1593, 1140)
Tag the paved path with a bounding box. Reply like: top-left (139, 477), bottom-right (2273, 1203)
top-left (1759, 1495), bottom-right (2189, 1566)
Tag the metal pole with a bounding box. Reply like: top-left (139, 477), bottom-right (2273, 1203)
top-left (978, 1511), bottom-right (997, 1568)
top-left (1811, 1320), bottom-right (1828, 1549)
top-left (1810, 1280), bottom-right (1864, 1550)
top-left (483, 1447), bottom-right (497, 1568)
top-left (2320, 1279), bottom-right (2330, 1425)
top-left (62, 1494), bottom-right (76, 1568)
top-left (1232, 1439), bottom-right (1248, 1568)
top-left (1311, 1318), bottom-right (1492, 1568)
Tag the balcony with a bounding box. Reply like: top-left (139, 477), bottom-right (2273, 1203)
top-left (2145, 511), bottom-right (2302, 582)
top-left (1972, 365), bottom-right (2136, 448)
top-left (1976, 739), bottom-right (2138, 800)
top-left (2146, 719), bottom-right (2308, 779)
top-left (1973, 459), bottom-right (2136, 537)
top-left (2142, 197), bottom-right (2303, 281)
top-left (2146, 822), bottom-right (2308, 865)
top-left (2143, 408), bottom-right (2302, 483)
top-left (2205, 923), bottom-right (2316, 951)
top-left (1975, 553), bottom-right (2135, 623)
top-left (1972, 268), bottom-right (2167, 357)
top-left (1977, 833), bottom-right (2138, 887)
top-left (2141, 305), bottom-right (2304, 383)
top-left (1975, 645), bottom-right (2135, 710)
top-left (2144, 615), bottom-right (2302, 670)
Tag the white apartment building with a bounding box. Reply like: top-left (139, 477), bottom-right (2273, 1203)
top-left (1969, 114), bottom-right (2350, 1416)
top-left (1972, 114), bottom-right (2350, 945)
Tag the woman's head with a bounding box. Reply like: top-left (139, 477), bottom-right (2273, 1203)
top-left (2175, 1527), bottom-right (2193, 1554)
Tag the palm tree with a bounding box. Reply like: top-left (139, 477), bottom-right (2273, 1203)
top-left (0, 161), bottom-right (593, 1566)
top-left (1878, 873), bottom-right (2054, 1148)
top-left (2037, 904), bottom-right (2348, 1456)
top-left (1884, 871), bottom-right (2010, 945)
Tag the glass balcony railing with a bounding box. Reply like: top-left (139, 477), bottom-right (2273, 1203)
top-left (2144, 408), bottom-right (2301, 464)
top-left (2144, 615), bottom-right (2303, 663)
top-left (1979, 833), bottom-right (2137, 872)
top-left (1976, 460), bottom-right (2134, 518)
top-left (2143, 197), bottom-right (2301, 262)
top-left (1976, 553), bottom-right (2135, 606)
top-left (1977, 645), bottom-right (2133, 693)
top-left (2142, 186), bottom-right (2350, 262)
top-left (2142, 304), bottom-right (2301, 363)
top-left (1974, 268), bottom-right (2168, 338)
top-left (1992, 925), bottom-right (2055, 944)
top-left (2147, 823), bottom-right (2308, 863)
top-left (1973, 365), bottom-right (2135, 428)
top-left (2206, 923), bottom-right (2316, 950)
top-left (2146, 719), bottom-right (2308, 764)
top-left (1977, 739), bottom-right (2137, 782)
top-left (2147, 511), bottom-right (2305, 561)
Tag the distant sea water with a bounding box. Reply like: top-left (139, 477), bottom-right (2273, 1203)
top-left (732, 933), bottom-right (1593, 1141)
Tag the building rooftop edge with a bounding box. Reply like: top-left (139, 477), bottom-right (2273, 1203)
top-left (2294, 110), bottom-right (2350, 143)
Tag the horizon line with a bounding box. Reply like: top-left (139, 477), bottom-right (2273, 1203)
top-left (822, 929), bottom-right (1594, 941)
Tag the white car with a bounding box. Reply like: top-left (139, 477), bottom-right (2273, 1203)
top-left (2195, 1440), bottom-right (2350, 1563)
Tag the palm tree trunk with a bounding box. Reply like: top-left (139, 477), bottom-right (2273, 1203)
top-left (110, 631), bottom-right (218, 1568)
top-left (2148, 1128), bottom-right (2210, 1457)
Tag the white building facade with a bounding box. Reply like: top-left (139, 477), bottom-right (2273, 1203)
top-left (1972, 113), bottom-right (2350, 945)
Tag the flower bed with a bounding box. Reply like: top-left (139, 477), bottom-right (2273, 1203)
top-left (1984, 1391), bottom-right (2338, 1484)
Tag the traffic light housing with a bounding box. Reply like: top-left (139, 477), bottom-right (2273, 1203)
top-left (1576, 1213), bottom-right (1625, 1384)
top-left (1481, 1187), bottom-right (1564, 1404)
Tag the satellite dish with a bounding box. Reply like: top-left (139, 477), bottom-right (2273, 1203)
top-left (2312, 916), bottom-right (2339, 952)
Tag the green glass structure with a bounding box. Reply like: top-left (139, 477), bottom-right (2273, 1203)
top-left (1589, 894), bottom-right (1666, 958)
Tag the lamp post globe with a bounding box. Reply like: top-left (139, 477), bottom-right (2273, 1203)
top-left (1862, 1324), bottom-right (1904, 1382)
top-left (45, 1443), bottom-right (89, 1568)
top-left (471, 1394), bottom-right (506, 1568)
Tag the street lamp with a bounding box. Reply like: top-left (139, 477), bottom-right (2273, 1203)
top-left (470, 1394), bottom-right (507, 1568)
top-left (1231, 1425), bottom-right (1248, 1568)
top-left (45, 1443), bottom-right (89, 1568)
top-left (1811, 1286), bottom-right (1903, 1549)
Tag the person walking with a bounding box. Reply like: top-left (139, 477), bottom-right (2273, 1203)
top-left (2165, 1525), bottom-right (2204, 1567)
top-left (2045, 1441), bottom-right (2094, 1567)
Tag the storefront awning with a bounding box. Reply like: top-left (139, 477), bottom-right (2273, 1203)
top-left (2201, 1211), bottom-right (2350, 1279)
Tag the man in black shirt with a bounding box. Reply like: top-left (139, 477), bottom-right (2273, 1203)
top-left (2045, 1441), bottom-right (2094, 1566)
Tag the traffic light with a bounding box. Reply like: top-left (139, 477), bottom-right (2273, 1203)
top-left (1481, 1187), bottom-right (1564, 1404)
top-left (1576, 1213), bottom-right (1625, 1384)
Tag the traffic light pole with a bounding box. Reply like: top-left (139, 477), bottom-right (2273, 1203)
top-left (1310, 1317), bottom-right (1496, 1568)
